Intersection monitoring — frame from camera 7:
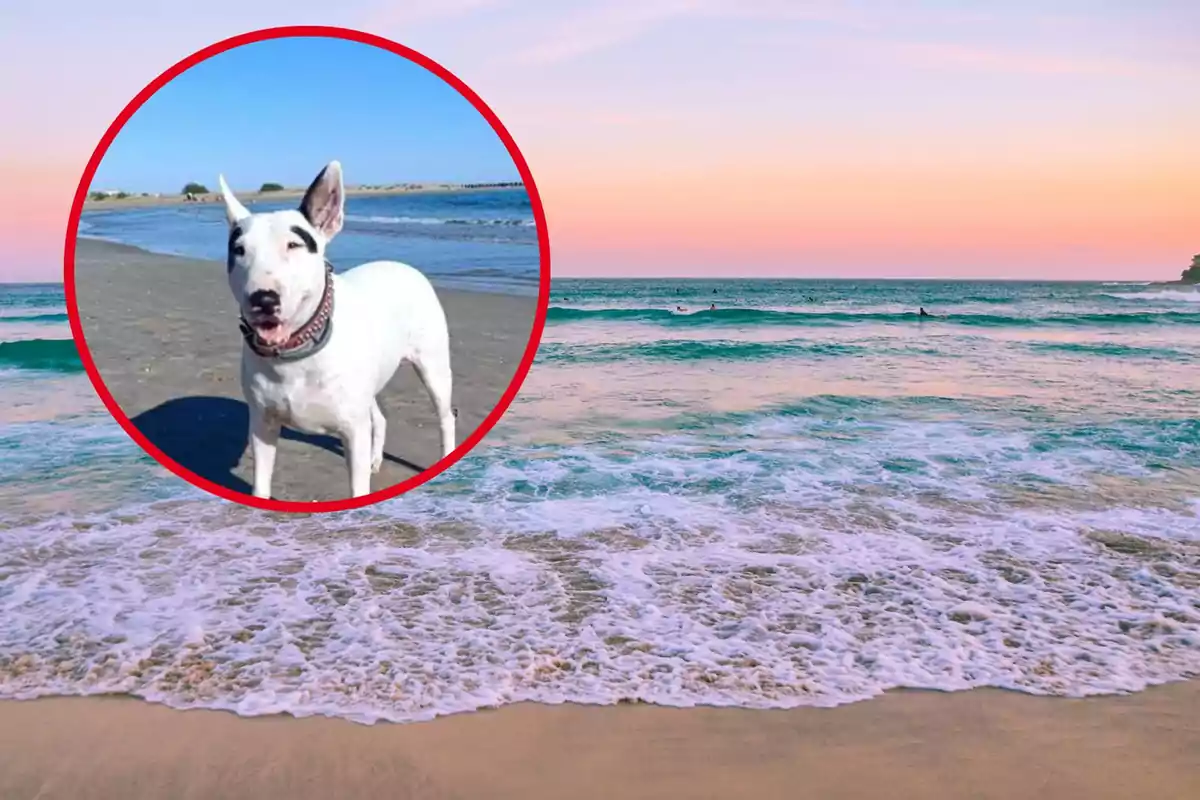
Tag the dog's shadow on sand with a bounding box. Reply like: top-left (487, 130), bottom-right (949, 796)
top-left (130, 396), bottom-right (425, 496)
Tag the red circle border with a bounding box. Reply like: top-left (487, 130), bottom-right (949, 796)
top-left (63, 25), bottom-right (552, 514)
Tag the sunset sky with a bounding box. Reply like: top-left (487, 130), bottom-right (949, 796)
top-left (1, 0), bottom-right (1198, 281)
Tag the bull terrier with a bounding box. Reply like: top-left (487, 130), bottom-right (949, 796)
top-left (219, 161), bottom-right (455, 500)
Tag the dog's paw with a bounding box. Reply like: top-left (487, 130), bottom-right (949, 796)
top-left (371, 453), bottom-right (383, 474)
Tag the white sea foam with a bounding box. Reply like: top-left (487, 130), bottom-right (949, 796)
top-left (3, 280), bottom-right (1199, 725)
top-left (0, 325), bottom-right (70, 344)
top-left (1, 413), bottom-right (1197, 725)
top-left (1103, 290), bottom-right (1200, 303)
top-left (347, 214), bottom-right (535, 227)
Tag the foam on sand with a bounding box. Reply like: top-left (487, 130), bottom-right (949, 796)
top-left (1, 407), bottom-right (1197, 725)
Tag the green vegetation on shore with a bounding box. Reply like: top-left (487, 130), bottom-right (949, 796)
top-left (260, 182), bottom-right (285, 192)
top-left (1182, 255), bottom-right (1200, 284)
top-left (182, 182), bottom-right (210, 196)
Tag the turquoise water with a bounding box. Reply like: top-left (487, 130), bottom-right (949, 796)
top-left (79, 188), bottom-right (538, 296)
top-left (0, 284), bottom-right (82, 374)
top-left (1, 277), bottom-right (1198, 724)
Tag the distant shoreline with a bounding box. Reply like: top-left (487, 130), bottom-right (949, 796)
top-left (4, 275), bottom-right (1196, 286)
top-left (82, 181), bottom-right (525, 211)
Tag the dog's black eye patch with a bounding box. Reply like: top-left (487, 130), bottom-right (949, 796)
top-left (227, 226), bottom-right (244, 273)
top-left (289, 225), bottom-right (318, 254)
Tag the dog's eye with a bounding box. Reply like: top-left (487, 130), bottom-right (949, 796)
top-left (233, 245), bottom-right (245, 257)
top-left (287, 241), bottom-right (304, 250)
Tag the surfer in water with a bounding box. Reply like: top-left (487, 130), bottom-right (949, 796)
top-left (710, 303), bottom-right (717, 310)
top-left (919, 307), bottom-right (932, 318)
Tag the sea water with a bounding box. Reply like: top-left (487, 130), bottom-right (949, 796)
top-left (0, 276), bottom-right (1198, 723)
top-left (78, 188), bottom-right (538, 296)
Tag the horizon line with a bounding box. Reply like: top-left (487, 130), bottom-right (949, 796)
top-left (2, 275), bottom-right (1189, 287)
top-left (86, 179), bottom-right (527, 195)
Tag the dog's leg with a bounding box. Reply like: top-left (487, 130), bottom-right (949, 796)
top-left (413, 350), bottom-right (455, 458)
top-left (369, 400), bottom-right (386, 474)
top-left (342, 418), bottom-right (374, 498)
top-left (248, 407), bottom-right (281, 499)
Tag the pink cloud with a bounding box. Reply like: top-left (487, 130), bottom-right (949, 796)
top-left (881, 40), bottom-right (1159, 77)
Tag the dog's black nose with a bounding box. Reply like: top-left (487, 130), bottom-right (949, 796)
top-left (248, 289), bottom-right (280, 315)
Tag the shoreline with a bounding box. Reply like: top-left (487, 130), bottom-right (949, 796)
top-left (2, 671), bottom-right (1195, 727)
top-left (83, 182), bottom-right (525, 211)
top-left (1, 682), bottom-right (1196, 798)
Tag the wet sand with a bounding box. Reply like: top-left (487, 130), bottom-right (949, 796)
top-left (71, 237), bottom-right (539, 502)
top-left (1, 683), bottom-right (1197, 799)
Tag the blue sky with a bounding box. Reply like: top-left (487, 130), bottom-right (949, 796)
top-left (90, 36), bottom-right (520, 194)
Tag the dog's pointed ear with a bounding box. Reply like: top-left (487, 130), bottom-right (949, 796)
top-left (299, 161), bottom-right (344, 240)
top-left (218, 174), bottom-right (250, 226)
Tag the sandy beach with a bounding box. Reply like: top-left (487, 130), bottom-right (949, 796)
top-left (0, 684), bottom-right (1197, 799)
top-left (71, 237), bottom-right (539, 502)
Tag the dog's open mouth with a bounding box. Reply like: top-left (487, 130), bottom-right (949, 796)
top-left (250, 319), bottom-right (289, 345)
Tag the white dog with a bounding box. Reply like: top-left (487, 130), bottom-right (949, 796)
top-left (218, 161), bottom-right (456, 500)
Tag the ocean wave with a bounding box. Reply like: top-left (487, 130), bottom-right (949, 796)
top-left (1027, 341), bottom-right (1197, 361)
top-left (3, 273), bottom-right (1198, 726)
top-left (0, 408), bottom-right (1197, 723)
top-left (1102, 290), bottom-right (1200, 303)
top-left (537, 339), bottom-right (943, 363)
top-left (547, 306), bottom-right (1200, 328)
top-left (0, 312), bottom-right (69, 323)
top-left (444, 265), bottom-right (542, 280)
top-left (0, 289), bottom-right (64, 309)
top-left (347, 214), bottom-right (535, 227)
top-left (0, 417), bottom-right (147, 479)
top-left (0, 338), bottom-right (83, 373)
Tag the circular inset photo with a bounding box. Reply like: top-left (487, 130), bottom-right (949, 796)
top-left (65, 27), bottom-right (550, 512)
